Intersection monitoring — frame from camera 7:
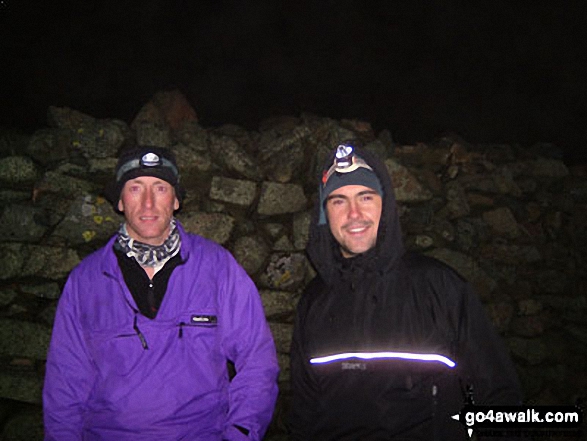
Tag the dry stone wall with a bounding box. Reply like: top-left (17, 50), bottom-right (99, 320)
top-left (0, 93), bottom-right (586, 440)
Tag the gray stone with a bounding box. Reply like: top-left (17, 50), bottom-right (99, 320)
top-left (276, 352), bottom-right (290, 384)
top-left (260, 290), bottom-right (296, 319)
top-left (0, 371), bottom-right (44, 406)
top-left (0, 319), bottom-right (51, 359)
top-left (209, 176), bottom-right (257, 206)
top-left (510, 314), bottom-right (548, 337)
top-left (292, 211), bottom-right (311, 250)
top-left (482, 207), bottom-right (520, 238)
top-left (0, 244), bottom-right (26, 280)
top-left (50, 106), bottom-right (129, 159)
top-left (566, 324), bottom-right (587, 346)
top-left (425, 248), bottom-right (497, 300)
top-left (507, 337), bottom-right (548, 365)
top-left (208, 135), bottom-right (262, 180)
top-left (232, 235), bottom-right (270, 276)
top-left (260, 253), bottom-right (308, 291)
top-left (439, 181), bottom-right (470, 219)
top-left (518, 299), bottom-right (543, 316)
top-left (51, 194), bottom-right (122, 246)
top-left (35, 171), bottom-right (97, 200)
top-left (179, 212), bottom-right (235, 245)
top-left (173, 143), bottom-right (212, 173)
top-left (0, 407), bottom-right (44, 439)
top-left (0, 244), bottom-right (79, 280)
top-left (258, 183), bottom-right (307, 215)
top-left (26, 128), bottom-right (72, 165)
top-left (0, 205), bottom-right (49, 242)
top-left (258, 126), bottom-right (310, 183)
top-left (480, 244), bottom-right (541, 265)
top-left (273, 235), bottom-right (294, 251)
top-left (526, 158), bottom-right (569, 178)
top-left (38, 304), bottom-right (57, 326)
top-left (136, 121), bottom-right (172, 148)
top-left (0, 287), bottom-right (17, 306)
top-left (485, 302), bottom-right (515, 333)
top-left (385, 159), bottom-right (433, 202)
top-left (0, 156), bottom-right (37, 185)
top-left (20, 282), bottom-right (61, 300)
top-left (269, 322), bottom-right (294, 354)
top-left (22, 245), bottom-right (81, 279)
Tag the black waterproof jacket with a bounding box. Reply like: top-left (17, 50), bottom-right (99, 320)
top-left (289, 147), bottom-right (522, 440)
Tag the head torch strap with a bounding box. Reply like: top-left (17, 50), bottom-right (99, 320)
top-left (116, 158), bottom-right (179, 182)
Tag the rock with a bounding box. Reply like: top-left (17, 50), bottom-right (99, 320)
top-left (480, 244), bottom-right (541, 265)
top-left (148, 89), bottom-right (198, 130)
top-left (47, 107), bottom-right (129, 159)
top-left (0, 157), bottom-right (37, 186)
top-left (179, 212), bottom-right (235, 245)
top-left (510, 314), bottom-right (548, 337)
top-left (260, 290), bottom-right (296, 319)
top-left (259, 253), bottom-right (308, 291)
top-left (507, 337), bottom-right (548, 365)
top-left (482, 207), bottom-right (520, 238)
top-left (292, 211), bottom-right (311, 250)
top-left (0, 287), bottom-right (17, 306)
top-left (208, 135), bottom-right (262, 180)
top-left (19, 282), bottom-right (61, 300)
top-left (439, 181), bottom-right (470, 219)
top-left (485, 302), bottom-right (515, 333)
top-left (0, 205), bottom-right (49, 242)
top-left (258, 126), bottom-right (310, 183)
top-left (258, 183), bottom-right (307, 215)
top-left (0, 319), bottom-right (51, 359)
top-left (0, 371), bottom-right (44, 406)
top-left (269, 322), bottom-right (294, 354)
top-left (385, 159), bottom-right (433, 202)
top-left (0, 407), bottom-right (44, 439)
top-left (50, 194), bottom-right (120, 246)
top-left (232, 235), bottom-right (270, 276)
top-left (526, 158), bottom-right (569, 178)
top-left (26, 129), bottom-right (72, 166)
top-left (424, 248), bottom-right (496, 300)
top-left (209, 176), bottom-right (257, 206)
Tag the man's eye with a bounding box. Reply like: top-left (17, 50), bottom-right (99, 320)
top-left (156, 186), bottom-right (168, 192)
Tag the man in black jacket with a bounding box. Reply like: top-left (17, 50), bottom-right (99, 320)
top-left (289, 144), bottom-right (522, 440)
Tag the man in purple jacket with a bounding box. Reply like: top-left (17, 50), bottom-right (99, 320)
top-left (43, 146), bottom-right (279, 441)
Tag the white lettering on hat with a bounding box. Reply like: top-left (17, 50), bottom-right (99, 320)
top-left (141, 153), bottom-right (161, 167)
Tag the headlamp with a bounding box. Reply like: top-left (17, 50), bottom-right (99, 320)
top-left (116, 153), bottom-right (179, 183)
top-left (322, 144), bottom-right (374, 185)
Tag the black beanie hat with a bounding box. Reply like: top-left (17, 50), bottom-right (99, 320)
top-left (106, 146), bottom-right (185, 212)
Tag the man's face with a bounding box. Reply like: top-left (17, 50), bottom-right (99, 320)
top-left (118, 176), bottom-right (179, 246)
top-left (325, 184), bottom-right (382, 258)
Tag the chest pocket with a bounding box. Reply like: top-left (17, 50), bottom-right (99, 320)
top-left (176, 310), bottom-right (220, 353)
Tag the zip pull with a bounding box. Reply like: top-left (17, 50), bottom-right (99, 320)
top-left (178, 322), bottom-right (185, 339)
top-left (133, 315), bottom-right (149, 350)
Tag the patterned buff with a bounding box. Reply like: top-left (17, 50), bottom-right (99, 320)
top-left (116, 218), bottom-right (181, 271)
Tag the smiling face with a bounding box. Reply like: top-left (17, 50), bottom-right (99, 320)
top-left (325, 184), bottom-right (382, 258)
top-left (118, 176), bottom-right (179, 246)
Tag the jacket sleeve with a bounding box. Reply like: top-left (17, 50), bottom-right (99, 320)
top-left (219, 253), bottom-right (279, 441)
top-left (43, 274), bottom-right (94, 441)
top-left (450, 273), bottom-right (523, 406)
top-left (288, 293), bottom-right (320, 440)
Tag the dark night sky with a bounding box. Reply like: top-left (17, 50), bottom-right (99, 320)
top-left (1, 0), bottom-right (586, 163)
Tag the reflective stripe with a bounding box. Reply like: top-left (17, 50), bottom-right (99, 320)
top-left (310, 351), bottom-right (456, 368)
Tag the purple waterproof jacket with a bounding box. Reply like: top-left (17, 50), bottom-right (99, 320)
top-left (43, 222), bottom-right (279, 441)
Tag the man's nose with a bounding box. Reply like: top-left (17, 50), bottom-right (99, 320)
top-left (348, 200), bottom-right (362, 219)
top-left (143, 188), bottom-right (154, 208)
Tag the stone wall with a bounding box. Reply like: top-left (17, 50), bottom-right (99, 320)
top-left (0, 92), bottom-right (586, 440)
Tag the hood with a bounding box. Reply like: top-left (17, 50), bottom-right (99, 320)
top-left (306, 146), bottom-right (405, 284)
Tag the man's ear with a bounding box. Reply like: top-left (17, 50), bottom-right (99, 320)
top-left (118, 200), bottom-right (124, 212)
top-left (174, 198), bottom-right (180, 211)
